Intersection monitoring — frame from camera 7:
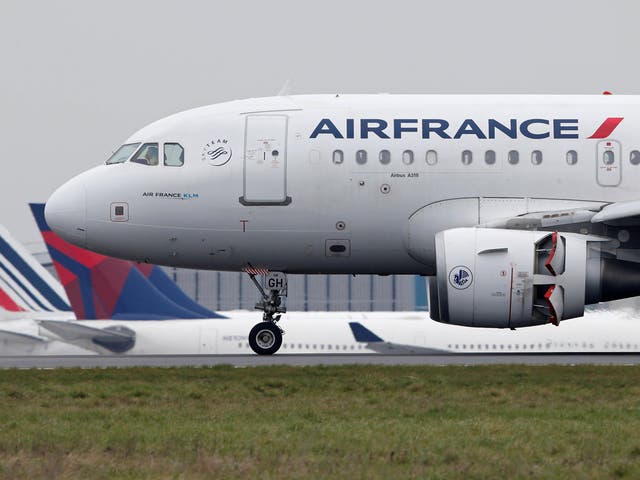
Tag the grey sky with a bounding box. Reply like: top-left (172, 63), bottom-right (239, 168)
top-left (1, 0), bottom-right (639, 250)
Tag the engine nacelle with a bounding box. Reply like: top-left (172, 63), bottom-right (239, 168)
top-left (429, 228), bottom-right (615, 328)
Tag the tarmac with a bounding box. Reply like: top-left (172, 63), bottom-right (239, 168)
top-left (1, 354), bottom-right (640, 368)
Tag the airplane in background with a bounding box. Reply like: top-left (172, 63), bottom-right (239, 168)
top-left (0, 223), bottom-right (72, 321)
top-left (0, 223), bottom-right (89, 354)
top-left (30, 204), bottom-right (222, 321)
top-left (45, 93), bottom-right (640, 353)
top-left (0, 204), bottom-right (639, 355)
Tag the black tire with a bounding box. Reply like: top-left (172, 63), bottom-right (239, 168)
top-left (248, 322), bottom-right (282, 355)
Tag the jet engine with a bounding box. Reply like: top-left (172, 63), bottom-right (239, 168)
top-left (428, 228), bottom-right (640, 328)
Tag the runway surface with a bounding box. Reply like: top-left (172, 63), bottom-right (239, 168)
top-left (2, 354), bottom-right (640, 368)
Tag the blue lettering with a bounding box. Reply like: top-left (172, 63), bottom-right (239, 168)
top-left (310, 119), bottom-right (343, 139)
top-left (553, 119), bottom-right (579, 139)
top-left (454, 119), bottom-right (487, 139)
top-left (360, 119), bottom-right (390, 139)
top-left (309, 117), bottom-right (581, 140)
top-left (346, 118), bottom-right (354, 139)
top-left (520, 119), bottom-right (550, 139)
top-left (488, 119), bottom-right (517, 139)
top-left (422, 119), bottom-right (451, 139)
top-left (393, 119), bottom-right (418, 139)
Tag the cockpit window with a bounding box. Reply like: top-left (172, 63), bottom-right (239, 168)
top-left (130, 143), bottom-right (159, 166)
top-left (106, 143), bottom-right (140, 164)
top-left (164, 143), bottom-right (184, 167)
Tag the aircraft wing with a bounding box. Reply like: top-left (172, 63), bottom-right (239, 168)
top-left (38, 320), bottom-right (136, 354)
top-left (590, 199), bottom-right (640, 225)
top-left (0, 329), bottom-right (46, 344)
top-left (348, 322), bottom-right (448, 354)
top-left (480, 199), bottom-right (640, 230)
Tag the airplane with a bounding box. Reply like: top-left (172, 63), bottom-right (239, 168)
top-left (43, 94), bottom-right (640, 353)
top-left (3, 209), bottom-right (640, 355)
top-left (0, 224), bottom-right (90, 354)
top-left (44, 94), bottom-right (640, 354)
top-left (26, 308), bottom-right (640, 355)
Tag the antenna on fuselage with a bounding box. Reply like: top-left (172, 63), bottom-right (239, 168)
top-left (277, 79), bottom-right (294, 96)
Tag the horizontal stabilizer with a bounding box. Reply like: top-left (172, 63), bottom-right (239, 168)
top-left (39, 320), bottom-right (136, 354)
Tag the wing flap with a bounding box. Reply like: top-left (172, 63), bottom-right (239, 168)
top-left (481, 199), bottom-right (640, 230)
top-left (591, 200), bottom-right (640, 224)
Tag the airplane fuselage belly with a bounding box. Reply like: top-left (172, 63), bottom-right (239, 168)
top-left (69, 95), bottom-right (640, 274)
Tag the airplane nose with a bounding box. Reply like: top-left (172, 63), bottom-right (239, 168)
top-left (45, 176), bottom-right (87, 248)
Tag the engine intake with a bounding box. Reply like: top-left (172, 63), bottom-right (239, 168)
top-left (429, 227), bottom-right (638, 328)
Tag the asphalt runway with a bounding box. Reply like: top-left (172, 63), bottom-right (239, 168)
top-left (1, 354), bottom-right (640, 368)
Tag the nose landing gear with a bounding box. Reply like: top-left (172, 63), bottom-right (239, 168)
top-left (246, 269), bottom-right (287, 355)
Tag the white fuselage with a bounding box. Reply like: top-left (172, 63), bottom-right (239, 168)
top-left (45, 95), bottom-right (640, 275)
top-left (3, 308), bottom-right (640, 355)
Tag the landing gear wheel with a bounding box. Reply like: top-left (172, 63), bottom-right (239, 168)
top-left (249, 322), bottom-right (283, 355)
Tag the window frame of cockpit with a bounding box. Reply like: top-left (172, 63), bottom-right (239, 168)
top-left (163, 142), bottom-right (185, 167)
top-left (129, 142), bottom-right (160, 166)
top-left (105, 143), bottom-right (141, 165)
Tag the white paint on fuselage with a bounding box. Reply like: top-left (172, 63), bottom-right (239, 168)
top-left (47, 94), bottom-right (640, 274)
top-left (3, 308), bottom-right (640, 355)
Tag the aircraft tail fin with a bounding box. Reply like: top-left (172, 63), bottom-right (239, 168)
top-left (0, 224), bottom-right (71, 314)
top-left (348, 322), bottom-right (384, 343)
top-left (30, 203), bottom-right (222, 320)
top-left (134, 264), bottom-right (223, 318)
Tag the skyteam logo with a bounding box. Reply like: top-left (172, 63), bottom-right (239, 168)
top-left (449, 266), bottom-right (473, 290)
top-left (202, 139), bottom-right (232, 166)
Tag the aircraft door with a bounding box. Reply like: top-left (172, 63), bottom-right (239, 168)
top-left (242, 115), bottom-right (291, 205)
top-left (596, 140), bottom-right (621, 186)
top-left (199, 325), bottom-right (218, 354)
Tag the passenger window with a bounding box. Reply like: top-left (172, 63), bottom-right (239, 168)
top-left (130, 143), bottom-right (159, 166)
top-left (531, 150), bottom-right (543, 165)
top-left (106, 143), bottom-right (141, 165)
top-left (426, 150), bottom-right (438, 166)
top-left (164, 143), bottom-right (184, 167)
top-left (379, 149), bottom-right (391, 165)
top-left (402, 150), bottom-right (414, 165)
top-left (461, 150), bottom-right (473, 165)
top-left (508, 150), bottom-right (519, 165)
top-left (356, 150), bottom-right (367, 164)
top-left (566, 150), bottom-right (578, 165)
top-left (630, 150), bottom-right (640, 165)
top-left (485, 150), bottom-right (496, 165)
top-left (603, 150), bottom-right (615, 165)
top-left (332, 150), bottom-right (344, 164)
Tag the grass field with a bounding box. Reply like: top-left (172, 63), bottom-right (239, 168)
top-left (1, 365), bottom-right (640, 479)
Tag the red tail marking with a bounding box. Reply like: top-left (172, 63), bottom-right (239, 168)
top-left (588, 117), bottom-right (624, 139)
top-left (53, 262), bottom-right (77, 287)
top-left (42, 231), bottom-right (105, 268)
top-left (0, 288), bottom-right (24, 312)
